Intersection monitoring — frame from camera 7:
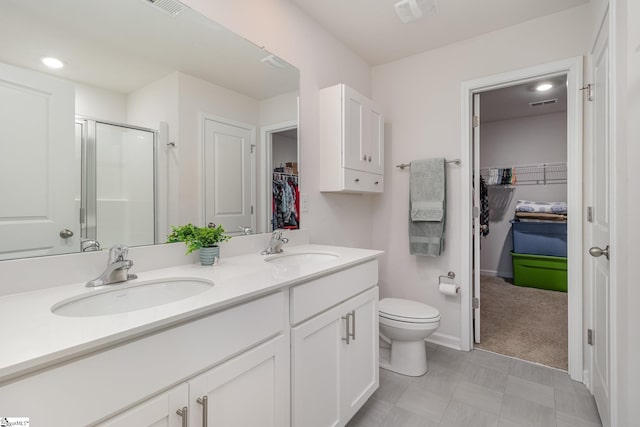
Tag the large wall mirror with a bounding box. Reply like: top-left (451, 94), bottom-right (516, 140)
top-left (0, 0), bottom-right (300, 261)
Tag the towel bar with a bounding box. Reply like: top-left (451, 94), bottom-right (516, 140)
top-left (396, 159), bottom-right (461, 170)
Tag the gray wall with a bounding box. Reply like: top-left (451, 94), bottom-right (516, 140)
top-left (272, 132), bottom-right (298, 171)
top-left (479, 111), bottom-right (567, 277)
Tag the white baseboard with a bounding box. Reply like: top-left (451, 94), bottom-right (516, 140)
top-left (426, 332), bottom-right (462, 351)
top-left (480, 269), bottom-right (513, 279)
top-left (583, 369), bottom-right (591, 390)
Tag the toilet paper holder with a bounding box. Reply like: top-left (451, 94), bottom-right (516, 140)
top-left (438, 271), bottom-right (455, 283)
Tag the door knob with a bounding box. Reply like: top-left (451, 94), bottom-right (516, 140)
top-left (59, 229), bottom-right (74, 239)
top-left (589, 245), bottom-right (609, 260)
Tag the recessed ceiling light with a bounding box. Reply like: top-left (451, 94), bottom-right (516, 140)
top-left (536, 83), bottom-right (553, 92)
top-left (42, 57), bottom-right (64, 69)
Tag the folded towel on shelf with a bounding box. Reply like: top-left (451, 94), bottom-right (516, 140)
top-left (516, 212), bottom-right (567, 222)
top-left (409, 158), bottom-right (446, 256)
top-left (516, 200), bottom-right (567, 214)
top-left (410, 158), bottom-right (445, 221)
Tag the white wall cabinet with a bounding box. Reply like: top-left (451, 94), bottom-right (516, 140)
top-left (292, 287), bottom-right (379, 427)
top-left (320, 84), bottom-right (384, 193)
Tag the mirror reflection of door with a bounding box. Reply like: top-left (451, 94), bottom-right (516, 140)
top-left (203, 116), bottom-right (255, 236)
top-left (76, 118), bottom-right (156, 249)
top-left (0, 62), bottom-right (78, 260)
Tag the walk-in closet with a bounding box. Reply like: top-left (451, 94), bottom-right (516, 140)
top-left (475, 76), bottom-right (569, 369)
top-left (271, 128), bottom-right (299, 231)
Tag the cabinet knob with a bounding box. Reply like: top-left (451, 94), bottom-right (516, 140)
top-left (368, 156), bottom-right (372, 162)
top-left (363, 154), bottom-right (367, 161)
top-left (374, 181), bottom-right (379, 185)
top-left (354, 178), bottom-right (360, 183)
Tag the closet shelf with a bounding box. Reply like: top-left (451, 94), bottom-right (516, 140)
top-left (480, 162), bottom-right (566, 186)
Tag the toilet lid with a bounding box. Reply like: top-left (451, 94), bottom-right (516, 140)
top-left (379, 298), bottom-right (440, 322)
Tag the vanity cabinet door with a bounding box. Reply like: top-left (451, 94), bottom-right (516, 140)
top-left (291, 304), bottom-right (344, 427)
top-left (291, 287), bottom-right (379, 427)
top-left (341, 288), bottom-right (379, 421)
top-left (188, 334), bottom-right (289, 427)
top-left (97, 383), bottom-right (188, 427)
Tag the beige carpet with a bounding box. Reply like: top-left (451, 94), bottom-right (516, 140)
top-left (476, 275), bottom-right (568, 370)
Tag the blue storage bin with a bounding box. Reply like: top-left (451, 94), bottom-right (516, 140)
top-left (510, 220), bottom-right (567, 257)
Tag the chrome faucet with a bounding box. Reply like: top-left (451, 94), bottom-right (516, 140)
top-left (238, 225), bottom-right (253, 235)
top-left (81, 239), bottom-right (101, 252)
top-left (86, 244), bottom-right (137, 287)
top-left (261, 229), bottom-right (289, 255)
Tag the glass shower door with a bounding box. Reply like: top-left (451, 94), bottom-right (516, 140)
top-left (95, 122), bottom-right (155, 248)
top-left (77, 118), bottom-right (156, 249)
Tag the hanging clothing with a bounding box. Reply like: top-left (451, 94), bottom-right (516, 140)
top-left (272, 174), bottom-right (299, 230)
top-left (480, 175), bottom-right (490, 236)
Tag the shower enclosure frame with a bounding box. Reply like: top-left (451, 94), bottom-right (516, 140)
top-left (75, 116), bottom-right (158, 247)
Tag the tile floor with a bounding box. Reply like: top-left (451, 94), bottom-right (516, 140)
top-left (347, 344), bottom-right (602, 427)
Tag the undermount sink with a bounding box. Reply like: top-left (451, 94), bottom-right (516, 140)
top-left (264, 252), bottom-right (339, 265)
top-left (52, 278), bottom-right (214, 317)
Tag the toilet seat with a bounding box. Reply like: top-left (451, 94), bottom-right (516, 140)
top-left (379, 298), bottom-right (440, 324)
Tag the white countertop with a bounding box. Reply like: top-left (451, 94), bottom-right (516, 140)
top-left (0, 244), bottom-right (381, 383)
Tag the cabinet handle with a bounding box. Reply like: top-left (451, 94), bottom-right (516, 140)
top-left (342, 314), bottom-right (350, 344)
top-left (197, 395), bottom-right (208, 427)
top-left (176, 406), bottom-right (188, 427)
top-left (349, 310), bottom-right (356, 341)
top-left (354, 178), bottom-right (360, 183)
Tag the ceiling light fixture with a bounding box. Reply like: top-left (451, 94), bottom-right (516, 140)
top-left (536, 83), bottom-right (553, 92)
top-left (41, 57), bottom-right (64, 69)
top-left (394, 0), bottom-right (438, 24)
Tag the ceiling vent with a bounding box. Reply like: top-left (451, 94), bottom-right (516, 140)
top-left (394, 0), bottom-right (438, 24)
top-left (146, 0), bottom-right (185, 16)
top-left (529, 98), bottom-right (558, 107)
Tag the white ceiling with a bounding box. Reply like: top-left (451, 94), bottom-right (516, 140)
top-left (289, 0), bottom-right (589, 65)
top-left (480, 76), bottom-right (568, 123)
top-left (0, 0), bottom-right (299, 99)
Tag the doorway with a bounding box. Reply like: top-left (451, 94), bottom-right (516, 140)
top-left (473, 78), bottom-right (569, 369)
top-left (460, 57), bottom-right (584, 381)
top-left (261, 121), bottom-right (299, 233)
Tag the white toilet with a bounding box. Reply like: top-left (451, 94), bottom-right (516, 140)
top-left (378, 298), bottom-right (441, 376)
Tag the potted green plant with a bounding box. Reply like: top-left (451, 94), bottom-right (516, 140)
top-left (167, 223), bottom-right (231, 266)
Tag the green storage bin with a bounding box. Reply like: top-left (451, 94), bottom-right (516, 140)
top-left (510, 252), bottom-right (567, 292)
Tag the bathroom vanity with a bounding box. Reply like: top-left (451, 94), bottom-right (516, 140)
top-left (0, 244), bottom-right (380, 427)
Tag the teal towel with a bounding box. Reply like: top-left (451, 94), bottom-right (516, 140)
top-left (409, 158), bottom-right (446, 256)
top-left (410, 158), bottom-right (445, 221)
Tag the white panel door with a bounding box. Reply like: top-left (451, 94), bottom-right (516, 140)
top-left (292, 305), bottom-right (343, 427)
top-left (204, 117), bottom-right (255, 234)
top-left (0, 61), bottom-right (77, 260)
top-left (341, 288), bottom-right (379, 422)
top-left (97, 383), bottom-right (188, 427)
top-left (589, 16), bottom-right (611, 427)
top-left (472, 93), bottom-right (482, 344)
top-left (188, 335), bottom-right (289, 427)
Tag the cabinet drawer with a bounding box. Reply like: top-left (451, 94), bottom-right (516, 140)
top-left (290, 260), bottom-right (378, 325)
top-left (0, 291), bottom-right (287, 426)
top-left (344, 168), bottom-right (383, 193)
